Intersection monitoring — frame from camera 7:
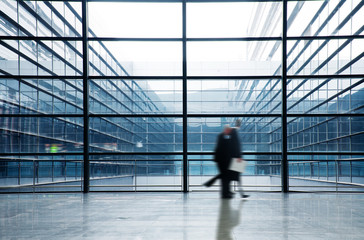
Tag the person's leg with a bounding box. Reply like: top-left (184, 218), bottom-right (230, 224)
top-left (203, 174), bottom-right (221, 187)
top-left (221, 174), bottom-right (231, 198)
top-left (225, 178), bottom-right (232, 197)
top-left (237, 178), bottom-right (250, 198)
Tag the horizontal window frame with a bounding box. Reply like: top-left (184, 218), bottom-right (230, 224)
top-left (1, 152), bottom-right (364, 157)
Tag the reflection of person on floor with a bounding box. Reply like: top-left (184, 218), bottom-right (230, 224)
top-left (216, 199), bottom-right (244, 240)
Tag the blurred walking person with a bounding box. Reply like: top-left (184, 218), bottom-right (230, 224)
top-left (204, 120), bottom-right (249, 198)
top-left (213, 124), bottom-right (241, 199)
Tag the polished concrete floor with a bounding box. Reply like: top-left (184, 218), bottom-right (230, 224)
top-left (1, 192), bottom-right (364, 240)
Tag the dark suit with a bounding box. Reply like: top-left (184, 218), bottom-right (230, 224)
top-left (214, 128), bottom-right (241, 198)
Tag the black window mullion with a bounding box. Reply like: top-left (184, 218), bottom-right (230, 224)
top-left (182, 0), bottom-right (188, 193)
top-left (282, 0), bottom-right (288, 193)
top-left (82, 0), bottom-right (90, 193)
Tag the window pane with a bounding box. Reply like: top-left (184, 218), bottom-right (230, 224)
top-left (287, 78), bottom-right (364, 114)
top-left (0, 117), bottom-right (83, 154)
top-left (187, 2), bottom-right (282, 38)
top-left (288, 0), bottom-right (364, 37)
top-left (189, 154), bottom-right (281, 191)
top-left (187, 117), bottom-right (281, 153)
top-left (89, 79), bottom-right (182, 114)
top-left (0, 79), bottom-right (83, 115)
top-left (0, 40), bottom-right (83, 76)
top-left (0, 1), bottom-right (82, 37)
top-left (89, 41), bottom-right (182, 76)
top-left (89, 155), bottom-right (182, 191)
top-left (89, 117), bottom-right (182, 153)
top-left (0, 155), bottom-right (83, 192)
top-left (188, 79), bottom-right (281, 114)
top-left (288, 155), bottom-right (364, 191)
top-left (89, 2), bottom-right (181, 38)
top-left (188, 41), bottom-right (282, 76)
top-left (287, 39), bottom-right (364, 76)
top-left (287, 117), bottom-right (364, 153)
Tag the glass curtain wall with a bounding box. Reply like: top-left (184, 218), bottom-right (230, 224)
top-left (286, 0), bottom-right (364, 191)
top-left (0, 0), bottom-right (363, 193)
top-left (0, 0), bottom-right (84, 192)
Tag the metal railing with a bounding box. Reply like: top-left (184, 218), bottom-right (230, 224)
top-left (2, 159), bottom-right (363, 192)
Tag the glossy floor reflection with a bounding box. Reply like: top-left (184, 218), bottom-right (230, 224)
top-left (1, 192), bottom-right (364, 240)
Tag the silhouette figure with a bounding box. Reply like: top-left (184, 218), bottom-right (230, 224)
top-left (204, 120), bottom-right (249, 198)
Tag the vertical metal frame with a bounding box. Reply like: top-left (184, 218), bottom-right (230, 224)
top-left (82, 0), bottom-right (90, 193)
top-left (182, 0), bottom-right (188, 192)
top-left (281, 0), bottom-right (288, 192)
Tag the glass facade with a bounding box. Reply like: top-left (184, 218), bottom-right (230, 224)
top-left (0, 0), bottom-right (363, 192)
